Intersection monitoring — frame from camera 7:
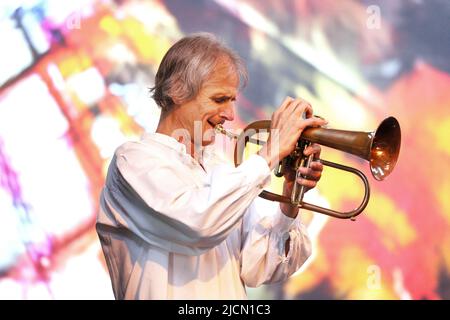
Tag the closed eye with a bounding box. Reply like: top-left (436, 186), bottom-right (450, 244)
top-left (212, 96), bottom-right (236, 104)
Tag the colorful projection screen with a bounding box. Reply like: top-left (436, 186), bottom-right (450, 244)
top-left (0, 0), bottom-right (449, 299)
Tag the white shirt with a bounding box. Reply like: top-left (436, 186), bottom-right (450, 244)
top-left (96, 132), bottom-right (311, 299)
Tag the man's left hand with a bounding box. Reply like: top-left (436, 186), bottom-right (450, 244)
top-left (280, 143), bottom-right (323, 218)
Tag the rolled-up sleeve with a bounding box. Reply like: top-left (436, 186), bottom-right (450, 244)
top-left (240, 197), bottom-right (312, 287)
top-left (97, 141), bottom-right (272, 255)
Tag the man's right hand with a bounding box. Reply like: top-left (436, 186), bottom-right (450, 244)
top-left (258, 97), bottom-right (328, 169)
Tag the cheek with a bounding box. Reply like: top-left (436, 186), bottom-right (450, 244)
top-left (200, 105), bottom-right (216, 118)
top-left (197, 98), bottom-right (217, 114)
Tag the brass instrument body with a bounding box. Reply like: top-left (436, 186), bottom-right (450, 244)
top-left (230, 117), bottom-right (401, 220)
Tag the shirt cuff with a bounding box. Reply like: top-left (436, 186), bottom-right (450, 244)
top-left (238, 154), bottom-right (272, 189)
top-left (272, 206), bottom-right (298, 235)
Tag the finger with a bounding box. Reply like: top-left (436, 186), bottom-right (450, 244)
top-left (298, 167), bottom-right (322, 181)
top-left (298, 166), bottom-right (322, 179)
top-left (285, 98), bottom-right (307, 116)
top-left (303, 143), bottom-right (322, 157)
top-left (296, 177), bottom-right (317, 189)
top-left (290, 100), bottom-right (312, 118)
top-left (303, 101), bottom-right (313, 119)
top-left (278, 96), bottom-right (294, 113)
top-left (309, 161), bottom-right (323, 171)
top-left (280, 99), bottom-right (308, 127)
top-left (299, 116), bottom-right (328, 129)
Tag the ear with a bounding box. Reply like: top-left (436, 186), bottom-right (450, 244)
top-left (171, 95), bottom-right (183, 106)
top-left (168, 80), bottom-right (184, 106)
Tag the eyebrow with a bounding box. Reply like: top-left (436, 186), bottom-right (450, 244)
top-left (210, 94), bottom-right (236, 99)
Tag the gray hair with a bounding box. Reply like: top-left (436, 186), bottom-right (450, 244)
top-left (150, 33), bottom-right (248, 112)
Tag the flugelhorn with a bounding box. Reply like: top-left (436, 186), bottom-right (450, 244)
top-left (215, 116), bottom-right (401, 219)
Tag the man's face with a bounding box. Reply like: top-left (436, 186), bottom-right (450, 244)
top-left (176, 57), bottom-right (238, 146)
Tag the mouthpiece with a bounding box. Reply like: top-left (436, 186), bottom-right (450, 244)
top-left (215, 124), bottom-right (238, 139)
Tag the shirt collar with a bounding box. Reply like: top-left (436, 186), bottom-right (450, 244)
top-left (141, 132), bottom-right (218, 165)
top-left (141, 132), bottom-right (187, 154)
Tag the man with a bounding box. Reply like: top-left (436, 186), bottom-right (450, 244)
top-left (96, 33), bottom-right (327, 299)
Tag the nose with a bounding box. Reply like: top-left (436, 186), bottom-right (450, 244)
top-left (220, 103), bottom-right (235, 122)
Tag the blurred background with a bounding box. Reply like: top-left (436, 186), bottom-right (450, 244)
top-left (0, 0), bottom-right (449, 300)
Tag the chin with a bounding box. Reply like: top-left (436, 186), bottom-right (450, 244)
top-left (202, 136), bottom-right (215, 146)
top-left (202, 125), bottom-right (216, 146)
